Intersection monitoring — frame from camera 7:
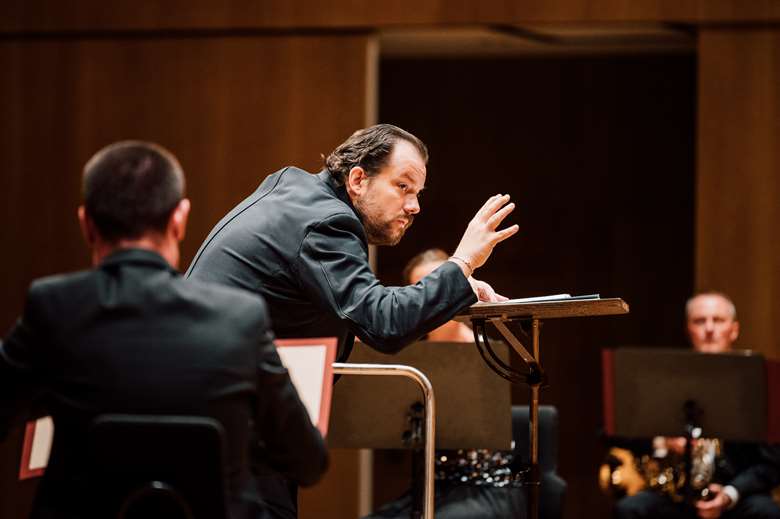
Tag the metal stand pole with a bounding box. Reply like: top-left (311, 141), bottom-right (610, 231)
top-left (471, 318), bottom-right (547, 519)
top-left (332, 363), bottom-right (436, 519)
top-left (528, 318), bottom-right (541, 519)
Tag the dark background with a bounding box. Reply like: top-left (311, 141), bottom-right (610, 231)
top-left (372, 54), bottom-right (696, 517)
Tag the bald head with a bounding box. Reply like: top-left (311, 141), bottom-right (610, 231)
top-left (685, 292), bottom-right (739, 353)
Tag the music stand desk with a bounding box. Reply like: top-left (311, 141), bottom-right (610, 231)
top-left (457, 297), bottom-right (629, 519)
top-left (329, 341), bottom-right (512, 519)
top-left (604, 347), bottom-right (768, 441)
top-left (458, 297), bottom-right (629, 321)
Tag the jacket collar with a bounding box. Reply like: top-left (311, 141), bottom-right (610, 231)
top-left (317, 169), bottom-right (361, 220)
top-left (99, 248), bottom-right (178, 274)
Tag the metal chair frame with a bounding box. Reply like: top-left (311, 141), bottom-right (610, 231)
top-left (332, 362), bottom-right (436, 519)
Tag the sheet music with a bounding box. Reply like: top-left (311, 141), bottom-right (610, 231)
top-left (275, 337), bottom-right (337, 436)
top-left (28, 417), bottom-right (53, 470)
top-left (19, 416), bottom-right (54, 479)
top-left (276, 345), bottom-right (327, 426)
top-left (477, 293), bottom-right (600, 305)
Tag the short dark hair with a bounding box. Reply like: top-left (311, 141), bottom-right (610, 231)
top-left (83, 141), bottom-right (185, 243)
top-left (403, 248), bottom-right (449, 284)
top-left (324, 124), bottom-right (429, 184)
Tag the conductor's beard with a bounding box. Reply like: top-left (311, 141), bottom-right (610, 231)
top-left (354, 199), bottom-right (414, 246)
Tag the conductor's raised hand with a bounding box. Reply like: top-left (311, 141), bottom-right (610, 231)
top-left (451, 194), bottom-right (519, 275)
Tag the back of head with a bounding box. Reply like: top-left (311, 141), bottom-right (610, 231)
top-left (324, 123), bottom-right (428, 185)
top-left (83, 141), bottom-right (184, 243)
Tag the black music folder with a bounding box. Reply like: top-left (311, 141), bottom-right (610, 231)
top-left (603, 347), bottom-right (768, 442)
top-left (328, 340), bottom-right (512, 450)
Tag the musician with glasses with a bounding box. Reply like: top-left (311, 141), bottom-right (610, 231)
top-left (613, 292), bottom-right (780, 519)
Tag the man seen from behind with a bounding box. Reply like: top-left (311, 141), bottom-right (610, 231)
top-left (0, 141), bottom-right (327, 519)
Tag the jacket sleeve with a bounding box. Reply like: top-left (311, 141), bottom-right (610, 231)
top-left (0, 285), bottom-right (46, 440)
top-left (294, 213), bottom-right (478, 353)
top-left (253, 325), bottom-right (329, 487)
top-left (728, 443), bottom-right (780, 498)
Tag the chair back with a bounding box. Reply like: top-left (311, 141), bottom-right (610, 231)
top-left (512, 405), bottom-right (566, 519)
top-left (88, 414), bottom-right (230, 519)
top-left (511, 405), bottom-right (560, 473)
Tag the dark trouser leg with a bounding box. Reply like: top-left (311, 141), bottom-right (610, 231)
top-left (613, 491), bottom-right (691, 519)
top-left (363, 485), bottom-right (525, 519)
top-left (434, 485), bottom-right (526, 519)
top-left (723, 494), bottom-right (780, 519)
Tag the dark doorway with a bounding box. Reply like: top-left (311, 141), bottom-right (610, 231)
top-left (374, 53), bottom-right (697, 519)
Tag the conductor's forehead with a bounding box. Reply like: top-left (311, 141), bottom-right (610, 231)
top-left (383, 140), bottom-right (426, 186)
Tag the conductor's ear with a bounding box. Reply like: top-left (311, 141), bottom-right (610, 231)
top-left (345, 166), bottom-right (369, 198)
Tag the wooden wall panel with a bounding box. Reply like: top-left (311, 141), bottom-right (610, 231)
top-left (0, 32), bottom-right (373, 328)
top-left (0, 32), bottom-right (373, 519)
top-left (697, 29), bottom-right (780, 360)
top-left (3, 0), bottom-right (780, 33)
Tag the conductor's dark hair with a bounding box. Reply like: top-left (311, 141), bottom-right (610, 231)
top-left (324, 124), bottom-right (428, 184)
top-left (82, 141), bottom-right (185, 243)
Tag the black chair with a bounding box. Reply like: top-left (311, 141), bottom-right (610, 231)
top-left (512, 405), bottom-right (567, 519)
top-left (88, 414), bottom-right (230, 519)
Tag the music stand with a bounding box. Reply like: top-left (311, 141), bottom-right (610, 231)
top-left (603, 347), bottom-right (768, 441)
top-left (329, 341), bottom-right (511, 449)
top-left (329, 341), bottom-right (512, 519)
top-left (602, 347), bottom-right (769, 501)
top-left (458, 297), bottom-right (629, 519)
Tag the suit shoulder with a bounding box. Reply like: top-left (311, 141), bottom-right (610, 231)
top-left (273, 169), bottom-right (359, 228)
top-left (19, 271), bottom-right (97, 326)
top-left (279, 165), bottom-right (312, 177)
top-left (306, 209), bottom-right (365, 239)
top-left (177, 278), bottom-right (269, 322)
top-left (318, 209), bottom-right (361, 224)
top-left (27, 270), bottom-right (95, 301)
top-left (29, 270), bottom-right (93, 291)
top-left (261, 165), bottom-right (312, 189)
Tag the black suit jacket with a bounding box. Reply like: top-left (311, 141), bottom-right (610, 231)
top-left (0, 249), bottom-right (327, 519)
top-left (186, 167), bottom-right (477, 518)
top-left (718, 441), bottom-right (780, 499)
top-left (186, 167), bottom-right (477, 362)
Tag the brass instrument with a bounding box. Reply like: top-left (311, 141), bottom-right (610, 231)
top-left (599, 438), bottom-right (721, 502)
top-left (599, 447), bottom-right (646, 498)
